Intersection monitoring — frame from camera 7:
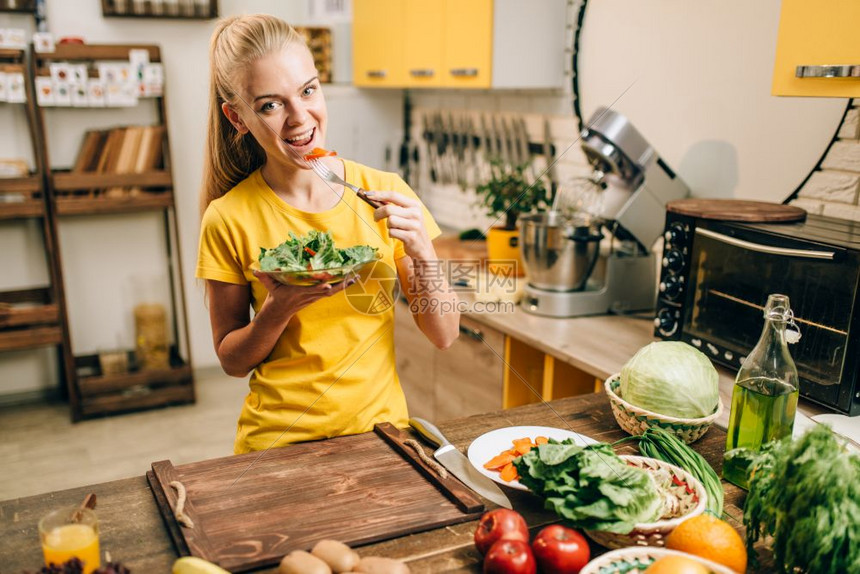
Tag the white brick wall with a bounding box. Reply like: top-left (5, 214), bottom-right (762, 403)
top-left (838, 108), bottom-right (860, 140)
top-left (798, 171), bottom-right (860, 204)
top-left (791, 102), bottom-right (860, 222)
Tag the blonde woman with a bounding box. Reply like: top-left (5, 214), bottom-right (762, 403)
top-left (197, 14), bottom-right (459, 454)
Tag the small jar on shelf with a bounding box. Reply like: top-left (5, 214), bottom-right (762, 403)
top-left (98, 348), bottom-right (129, 376)
top-left (134, 303), bottom-right (169, 371)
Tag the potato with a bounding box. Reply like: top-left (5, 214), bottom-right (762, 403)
top-left (311, 539), bottom-right (361, 573)
top-left (279, 550), bottom-right (332, 574)
top-left (354, 556), bottom-right (410, 574)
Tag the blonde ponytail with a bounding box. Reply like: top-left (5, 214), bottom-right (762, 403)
top-left (200, 15), bottom-right (305, 215)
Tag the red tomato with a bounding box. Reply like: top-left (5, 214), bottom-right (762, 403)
top-left (483, 539), bottom-right (537, 574)
top-left (474, 509), bottom-right (530, 556)
top-left (531, 525), bottom-right (590, 574)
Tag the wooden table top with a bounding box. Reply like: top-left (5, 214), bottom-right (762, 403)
top-left (0, 393), bottom-right (760, 573)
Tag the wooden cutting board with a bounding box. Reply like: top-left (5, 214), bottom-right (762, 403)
top-left (666, 198), bottom-right (807, 222)
top-left (147, 424), bottom-right (484, 572)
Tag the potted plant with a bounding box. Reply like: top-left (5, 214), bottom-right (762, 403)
top-left (474, 161), bottom-right (550, 275)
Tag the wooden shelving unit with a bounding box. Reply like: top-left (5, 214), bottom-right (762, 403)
top-left (296, 27), bottom-right (332, 84)
top-left (74, 347), bottom-right (193, 416)
top-left (29, 43), bottom-right (194, 420)
top-left (0, 175), bottom-right (45, 218)
top-left (0, 48), bottom-right (72, 398)
top-left (0, 50), bottom-right (44, 220)
top-left (52, 170), bottom-right (174, 215)
top-left (0, 0), bottom-right (35, 14)
top-left (101, 0), bottom-right (218, 19)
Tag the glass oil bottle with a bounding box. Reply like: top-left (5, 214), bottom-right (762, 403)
top-left (723, 293), bottom-right (801, 489)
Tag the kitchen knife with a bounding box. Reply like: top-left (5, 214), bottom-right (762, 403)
top-left (465, 115), bottom-right (478, 189)
top-left (543, 118), bottom-right (558, 194)
top-left (423, 112), bottom-right (438, 184)
top-left (409, 417), bottom-right (513, 509)
top-left (515, 117), bottom-right (531, 177)
top-left (492, 114), bottom-right (510, 170)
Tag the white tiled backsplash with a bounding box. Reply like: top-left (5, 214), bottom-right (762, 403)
top-left (791, 103), bottom-right (860, 222)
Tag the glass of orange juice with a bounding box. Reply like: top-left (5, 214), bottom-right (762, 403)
top-left (39, 506), bottom-right (101, 574)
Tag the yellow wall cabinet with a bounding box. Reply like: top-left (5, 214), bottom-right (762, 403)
top-left (773, 0), bottom-right (860, 98)
top-left (353, 0), bottom-right (567, 89)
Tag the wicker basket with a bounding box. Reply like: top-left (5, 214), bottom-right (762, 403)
top-left (605, 374), bottom-right (723, 444)
top-left (584, 455), bottom-right (707, 549)
top-left (580, 547), bottom-right (737, 574)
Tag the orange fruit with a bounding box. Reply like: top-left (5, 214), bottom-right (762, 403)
top-left (644, 555), bottom-right (710, 574)
top-left (665, 514), bottom-right (747, 573)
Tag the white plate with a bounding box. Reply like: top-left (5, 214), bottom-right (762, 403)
top-left (467, 425), bottom-right (599, 491)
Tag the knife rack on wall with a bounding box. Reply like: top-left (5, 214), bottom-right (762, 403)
top-left (411, 108), bottom-right (595, 231)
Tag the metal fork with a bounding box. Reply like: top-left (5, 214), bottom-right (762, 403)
top-left (309, 159), bottom-right (384, 209)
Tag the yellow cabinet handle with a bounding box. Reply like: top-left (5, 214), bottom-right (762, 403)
top-left (366, 70), bottom-right (387, 78)
top-left (409, 69), bottom-right (435, 77)
top-left (450, 68), bottom-right (479, 77)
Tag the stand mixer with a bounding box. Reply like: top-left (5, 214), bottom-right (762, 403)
top-left (521, 108), bottom-right (690, 317)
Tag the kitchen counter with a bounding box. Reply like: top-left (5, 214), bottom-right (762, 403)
top-left (434, 235), bottom-right (829, 427)
top-left (1, 393), bottom-right (773, 573)
top-left (463, 308), bottom-right (830, 427)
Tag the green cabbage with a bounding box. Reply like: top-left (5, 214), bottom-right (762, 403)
top-left (619, 341), bottom-right (719, 419)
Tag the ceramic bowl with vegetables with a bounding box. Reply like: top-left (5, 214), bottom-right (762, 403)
top-left (584, 455), bottom-right (707, 549)
top-left (256, 230), bottom-right (380, 286)
top-left (580, 547), bottom-right (736, 574)
top-left (513, 440), bottom-right (707, 550)
top-left (607, 342), bottom-right (723, 443)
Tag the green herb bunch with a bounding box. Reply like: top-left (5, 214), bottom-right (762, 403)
top-left (513, 440), bottom-right (662, 533)
top-left (259, 230), bottom-right (377, 272)
top-left (474, 161), bottom-right (550, 230)
top-left (632, 427), bottom-right (724, 517)
top-left (739, 425), bottom-right (860, 573)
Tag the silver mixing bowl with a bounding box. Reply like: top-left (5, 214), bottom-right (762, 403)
top-left (520, 211), bottom-right (603, 292)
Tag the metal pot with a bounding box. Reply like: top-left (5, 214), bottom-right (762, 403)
top-left (520, 211), bottom-right (603, 292)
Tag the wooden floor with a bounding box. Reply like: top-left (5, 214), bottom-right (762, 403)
top-left (0, 369), bottom-right (247, 501)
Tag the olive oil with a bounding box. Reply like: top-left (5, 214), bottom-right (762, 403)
top-left (723, 377), bottom-right (798, 488)
top-left (723, 294), bottom-right (800, 490)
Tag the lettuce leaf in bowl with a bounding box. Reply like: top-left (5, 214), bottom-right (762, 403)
top-left (259, 230), bottom-right (378, 272)
top-left (514, 440), bottom-right (663, 533)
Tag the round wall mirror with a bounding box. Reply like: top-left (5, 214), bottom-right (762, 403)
top-left (576, 0), bottom-right (848, 202)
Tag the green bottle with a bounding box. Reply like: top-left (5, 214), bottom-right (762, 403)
top-left (723, 294), bottom-right (801, 489)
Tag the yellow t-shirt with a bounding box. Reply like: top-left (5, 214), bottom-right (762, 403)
top-left (196, 160), bottom-right (441, 454)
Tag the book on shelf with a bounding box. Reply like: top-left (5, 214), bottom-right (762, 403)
top-left (71, 125), bottom-right (165, 197)
top-left (72, 131), bottom-right (107, 173)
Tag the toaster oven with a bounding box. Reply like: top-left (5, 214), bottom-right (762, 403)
top-left (654, 212), bottom-right (860, 416)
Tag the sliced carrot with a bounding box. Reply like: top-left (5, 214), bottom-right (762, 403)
top-left (483, 450), bottom-right (517, 471)
top-left (499, 462), bottom-right (519, 482)
top-left (303, 147), bottom-right (337, 160)
top-left (535, 436), bottom-right (549, 445)
top-left (512, 438), bottom-right (534, 456)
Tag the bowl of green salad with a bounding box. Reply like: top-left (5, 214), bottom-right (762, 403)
top-left (255, 230), bottom-right (380, 286)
